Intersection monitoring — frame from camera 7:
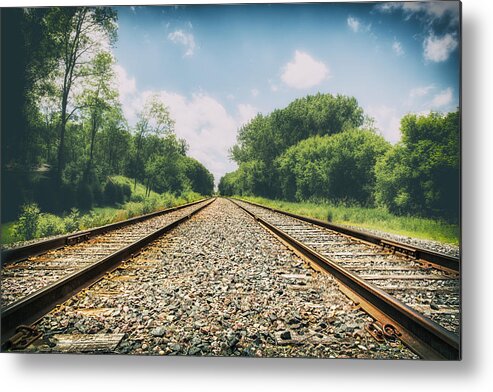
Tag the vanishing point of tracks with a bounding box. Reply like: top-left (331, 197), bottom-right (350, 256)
top-left (0, 197), bottom-right (460, 359)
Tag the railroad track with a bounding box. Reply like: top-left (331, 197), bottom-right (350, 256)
top-left (1, 198), bottom-right (215, 348)
top-left (9, 198), bottom-right (420, 358)
top-left (230, 198), bottom-right (460, 360)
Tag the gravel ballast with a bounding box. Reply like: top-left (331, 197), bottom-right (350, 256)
top-left (27, 198), bottom-right (417, 359)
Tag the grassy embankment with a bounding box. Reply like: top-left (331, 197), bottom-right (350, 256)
top-left (1, 175), bottom-right (204, 246)
top-left (237, 195), bottom-right (459, 245)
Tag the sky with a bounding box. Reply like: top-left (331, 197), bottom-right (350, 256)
top-left (111, 1), bottom-right (461, 185)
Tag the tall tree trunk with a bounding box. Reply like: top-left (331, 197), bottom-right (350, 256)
top-left (84, 112), bottom-right (98, 183)
top-left (56, 93), bottom-right (68, 186)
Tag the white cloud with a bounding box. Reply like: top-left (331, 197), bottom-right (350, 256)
top-left (347, 16), bottom-right (360, 32)
top-left (365, 105), bottom-right (402, 144)
top-left (237, 104), bottom-right (258, 128)
top-left (149, 91), bottom-right (241, 184)
top-left (392, 40), bottom-right (404, 56)
top-left (409, 84), bottom-right (435, 98)
top-left (376, 2), bottom-right (458, 20)
top-left (347, 16), bottom-right (372, 34)
top-left (114, 64), bottom-right (137, 100)
top-left (114, 65), bottom-right (256, 184)
top-left (167, 30), bottom-right (196, 57)
top-left (268, 80), bottom-right (279, 92)
top-left (251, 88), bottom-right (259, 97)
top-left (281, 50), bottom-right (330, 89)
top-left (431, 87), bottom-right (453, 107)
top-left (423, 34), bottom-right (458, 62)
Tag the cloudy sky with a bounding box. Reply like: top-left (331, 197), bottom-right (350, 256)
top-left (112, 2), bottom-right (460, 184)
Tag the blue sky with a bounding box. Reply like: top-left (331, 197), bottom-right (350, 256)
top-left (111, 2), bottom-right (460, 184)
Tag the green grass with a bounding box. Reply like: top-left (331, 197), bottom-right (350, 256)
top-left (1, 222), bottom-right (17, 244)
top-left (237, 195), bottom-right (459, 245)
top-left (111, 175), bottom-right (161, 199)
top-left (1, 176), bottom-right (205, 246)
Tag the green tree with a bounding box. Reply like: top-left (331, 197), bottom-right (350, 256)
top-left (276, 130), bottom-right (389, 204)
top-left (182, 157), bottom-right (214, 195)
top-left (375, 110), bottom-right (460, 221)
top-left (229, 93), bottom-right (365, 197)
top-left (43, 7), bottom-right (117, 184)
top-left (131, 95), bottom-right (175, 190)
top-left (79, 51), bottom-right (118, 183)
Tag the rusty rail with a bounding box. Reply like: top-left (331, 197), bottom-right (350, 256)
top-left (1, 198), bottom-right (215, 349)
top-left (230, 198), bottom-right (460, 360)
top-left (1, 198), bottom-right (210, 266)
top-left (231, 198), bottom-right (459, 273)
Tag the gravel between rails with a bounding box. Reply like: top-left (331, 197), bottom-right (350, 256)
top-left (26, 198), bottom-right (417, 359)
top-left (1, 200), bottom-right (211, 307)
top-left (234, 200), bottom-right (460, 335)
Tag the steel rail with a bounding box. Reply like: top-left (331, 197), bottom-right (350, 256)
top-left (230, 199), bottom-right (460, 360)
top-left (1, 198), bottom-right (216, 349)
top-left (231, 198), bottom-right (459, 273)
top-left (1, 198), bottom-right (210, 266)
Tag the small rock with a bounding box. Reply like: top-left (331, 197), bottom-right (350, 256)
top-left (280, 331), bottom-right (292, 340)
top-left (150, 326), bottom-right (166, 337)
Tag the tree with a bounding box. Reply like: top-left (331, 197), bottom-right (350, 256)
top-left (229, 93), bottom-right (366, 197)
top-left (375, 110), bottom-right (460, 221)
top-left (78, 51), bottom-right (117, 182)
top-left (132, 95), bottom-right (175, 190)
top-left (96, 106), bottom-right (130, 176)
top-left (1, 8), bottom-right (58, 171)
top-left (276, 130), bottom-right (390, 204)
top-left (183, 157), bottom-right (214, 195)
top-left (43, 7), bottom-right (117, 184)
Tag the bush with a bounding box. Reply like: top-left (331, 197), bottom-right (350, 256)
top-left (130, 194), bottom-right (145, 203)
top-left (125, 202), bottom-right (144, 218)
top-left (76, 182), bottom-right (94, 211)
top-left (161, 192), bottom-right (176, 208)
top-left (142, 197), bottom-right (158, 214)
top-left (114, 184), bottom-right (124, 204)
top-left (92, 182), bottom-right (104, 206)
top-left (64, 208), bottom-right (80, 232)
top-left (12, 203), bottom-right (41, 240)
top-left (79, 211), bottom-right (112, 229)
top-left (104, 181), bottom-right (117, 204)
top-left (121, 184), bottom-right (131, 201)
top-left (38, 214), bottom-right (65, 237)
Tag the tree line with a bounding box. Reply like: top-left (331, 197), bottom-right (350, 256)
top-left (1, 7), bottom-right (214, 222)
top-left (219, 93), bottom-right (459, 222)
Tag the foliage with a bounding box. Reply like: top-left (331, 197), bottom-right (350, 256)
top-left (1, 8), bottom-right (215, 221)
top-left (276, 130), bottom-right (390, 204)
top-left (182, 157), bottom-right (214, 195)
top-left (63, 208), bottom-right (81, 232)
top-left (38, 214), bottom-right (65, 237)
top-left (12, 203), bottom-right (41, 240)
top-left (2, 177), bottom-right (205, 245)
top-left (375, 111), bottom-right (460, 221)
top-left (221, 94), bottom-right (459, 224)
top-left (226, 93), bottom-right (365, 198)
top-left (238, 196), bottom-right (459, 245)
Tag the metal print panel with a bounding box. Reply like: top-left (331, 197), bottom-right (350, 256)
top-left (0, 1), bottom-right (461, 359)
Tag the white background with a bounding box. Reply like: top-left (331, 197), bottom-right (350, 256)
top-left (1, 0), bottom-right (491, 390)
